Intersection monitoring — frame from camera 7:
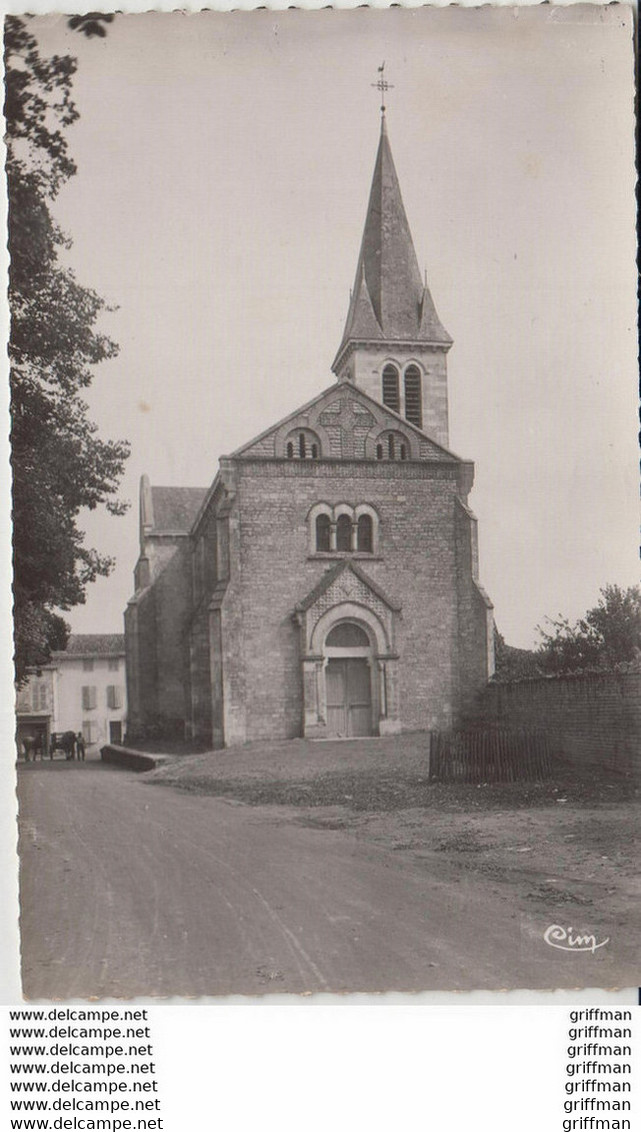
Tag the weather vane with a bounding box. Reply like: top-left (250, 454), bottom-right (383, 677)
top-left (371, 62), bottom-right (394, 116)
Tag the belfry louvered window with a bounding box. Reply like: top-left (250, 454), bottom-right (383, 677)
top-left (404, 365), bottom-right (423, 428)
top-left (382, 364), bottom-right (400, 414)
top-left (405, 366), bottom-right (423, 427)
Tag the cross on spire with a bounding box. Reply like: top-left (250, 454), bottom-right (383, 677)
top-left (371, 62), bottom-right (394, 117)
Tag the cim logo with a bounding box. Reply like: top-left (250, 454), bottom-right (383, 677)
top-left (544, 924), bottom-right (609, 954)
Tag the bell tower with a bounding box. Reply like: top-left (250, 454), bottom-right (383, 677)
top-left (332, 108), bottom-right (452, 448)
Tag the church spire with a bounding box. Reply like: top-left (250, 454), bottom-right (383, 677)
top-left (333, 115), bottom-right (451, 374)
top-left (332, 109), bottom-right (452, 448)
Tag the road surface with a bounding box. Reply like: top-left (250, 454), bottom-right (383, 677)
top-left (16, 757), bottom-right (628, 998)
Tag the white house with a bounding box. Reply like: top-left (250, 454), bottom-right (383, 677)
top-left (16, 634), bottom-right (127, 755)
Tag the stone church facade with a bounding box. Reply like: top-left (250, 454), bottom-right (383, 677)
top-left (125, 117), bottom-right (494, 747)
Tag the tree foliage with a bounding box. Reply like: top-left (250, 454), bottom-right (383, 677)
top-left (67, 14), bottom-right (114, 39)
top-left (493, 627), bottom-right (541, 681)
top-left (5, 17), bottom-right (129, 682)
top-left (536, 584), bottom-right (641, 675)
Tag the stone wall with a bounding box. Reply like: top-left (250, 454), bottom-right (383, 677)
top-left (477, 673), bottom-right (641, 776)
top-left (219, 457), bottom-right (491, 743)
top-left (125, 534), bottom-right (193, 737)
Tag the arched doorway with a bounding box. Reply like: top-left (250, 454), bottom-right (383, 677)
top-left (324, 621), bottom-right (374, 738)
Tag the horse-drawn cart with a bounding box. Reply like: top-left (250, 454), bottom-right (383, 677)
top-left (49, 731), bottom-right (84, 760)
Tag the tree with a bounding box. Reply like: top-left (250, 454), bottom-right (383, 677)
top-left (537, 584), bottom-right (641, 674)
top-left (493, 626), bottom-right (541, 681)
top-left (5, 17), bottom-right (129, 682)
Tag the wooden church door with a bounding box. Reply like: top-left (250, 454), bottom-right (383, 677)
top-left (326, 658), bottom-right (373, 738)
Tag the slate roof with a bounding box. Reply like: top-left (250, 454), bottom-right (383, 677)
top-left (53, 634), bottom-right (125, 658)
top-left (149, 486), bottom-right (208, 533)
top-left (333, 118), bottom-right (451, 370)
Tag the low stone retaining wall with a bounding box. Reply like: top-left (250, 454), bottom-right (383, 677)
top-left (100, 744), bottom-right (170, 772)
top-left (476, 673), bottom-right (640, 776)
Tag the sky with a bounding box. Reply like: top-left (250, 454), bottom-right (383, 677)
top-left (17, 6), bottom-right (639, 648)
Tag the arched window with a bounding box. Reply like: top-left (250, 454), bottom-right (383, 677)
top-left (404, 365), bottom-right (423, 428)
top-left (315, 514), bottom-right (331, 553)
top-left (326, 622), bottom-right (369, 648)
top-left (382, 364), bottom-right (400, 414)
top-left (357, 514), bottom-right (373, 553)
top-left (284, 428), bottom-right (321, 459)
top-left (375, 430), bottom-right (410, 462)
top-left (336, 514), bottom-right (352, 552)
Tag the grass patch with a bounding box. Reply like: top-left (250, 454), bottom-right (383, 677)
top-left (144, 733), bottom-right (636, 813)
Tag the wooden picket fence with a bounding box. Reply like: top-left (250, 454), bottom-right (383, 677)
top-left (428, 728), bottom-right (554, 783)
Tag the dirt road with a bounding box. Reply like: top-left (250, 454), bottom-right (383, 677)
top-left (17, 758), bottom-right (635, 998)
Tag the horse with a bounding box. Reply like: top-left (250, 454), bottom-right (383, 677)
top-left (21, 733), bottom-right (44, 762)
top-left (49, 730), bottom-right (78, 760)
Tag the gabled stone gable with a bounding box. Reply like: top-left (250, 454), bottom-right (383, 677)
top-left (295, 560), bottom-right (400, 658)
top-left (232, 382), bottom-right (458, 463)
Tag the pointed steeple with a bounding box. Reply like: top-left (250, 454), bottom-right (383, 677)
top-left (333, 117), bottom-right (451, 376)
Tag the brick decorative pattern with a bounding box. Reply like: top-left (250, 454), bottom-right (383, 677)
top-left (237, 383), bottom-right (451, 463)
top-left (309, 570), bottom-right (390, 635)
top-left (240, 461), bottom-right (458, 479)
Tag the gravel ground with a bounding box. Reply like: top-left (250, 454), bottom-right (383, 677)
top-left (142, 733), bottom-right (639, 956)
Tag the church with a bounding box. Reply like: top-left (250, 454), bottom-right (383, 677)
top-left (124, 112), bottom-right (494, 748)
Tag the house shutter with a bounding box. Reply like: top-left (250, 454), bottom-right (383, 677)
top-left (107, 685), bottom-right (122, 710)
top-left (82, 686), bottom-right (97, 711)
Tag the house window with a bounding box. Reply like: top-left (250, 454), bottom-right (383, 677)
top-left (315, 514), bottom-right (331, 553)
top-left (81, 685), bottom-right (97, 711)
top-left (82, 659), bottom-right (94, 672)
top-left (82, 720), bottom-right (96, 744)
top-left (336, 514), bottom-right (352, 552)
top-left (404, 365), bottom-right (423, 428)
top-left (106, 685), bottom-right (123, 710)
top-left (357, 514), bottom-right (373, 553)
top-left (31, 683), bottom-right (47, 711)
top-left (108, 657), bottom-right (119, 672)
top-left (382, 364), bottom-right (400, 413)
